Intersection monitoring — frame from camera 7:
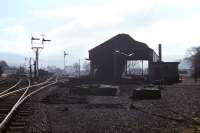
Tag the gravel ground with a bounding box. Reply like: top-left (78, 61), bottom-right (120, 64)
top-left (25, 79), bottom-right (200, 133)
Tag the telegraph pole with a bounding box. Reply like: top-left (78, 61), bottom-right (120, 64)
top-left (29, 57), bottom-right (32, 78)
top-left (36, 49), bottom-right (39, 77)
top-left (24, 57), bottom-right (27, 72)
top-left (64, 51), bottom-right (68, 72)
top-left (79, 59), bottom-right (81, 78)
top-left (33, 61), bottom-right (36, 79)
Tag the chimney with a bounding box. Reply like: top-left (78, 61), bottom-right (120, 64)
top-left (158, 44), bottom-right (162, 62)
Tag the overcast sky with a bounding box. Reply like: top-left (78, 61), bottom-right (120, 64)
top-left (0, 0), bottom-right (200, 68)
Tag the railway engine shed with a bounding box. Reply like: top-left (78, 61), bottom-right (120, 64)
top-left (89, 33), bottom-right (179, 83)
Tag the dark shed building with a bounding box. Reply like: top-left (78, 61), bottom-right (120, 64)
top-left (149, 62), bottom-right (179, 84)
top-left (89, 34), bottom-right (159, 81)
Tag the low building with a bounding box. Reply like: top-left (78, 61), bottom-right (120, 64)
top-left (149, 62), bottom-right (179, 84)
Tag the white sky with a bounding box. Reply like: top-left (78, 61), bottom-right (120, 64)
top-left (0, 0), bottom-right (200, 68)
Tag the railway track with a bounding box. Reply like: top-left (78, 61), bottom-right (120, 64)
top-left (0, 75), bottom-right (59, 133)
top-left (0, 78), bottom-right (20, 92)
top-left (0, 79), bottom-right (7, 85)
top-left (0, 79), bottom-right (22, 96)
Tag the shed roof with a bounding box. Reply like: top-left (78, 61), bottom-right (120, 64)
top-left (89, 33), bottom-right (152, 52)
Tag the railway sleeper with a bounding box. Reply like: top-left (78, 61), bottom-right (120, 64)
top-left (0, 108), bottom-right (10, 113)
top-left (12, 118), bottom-right (27, 123)
top-left (0, 105), bottom-right (16, 109)
top-left (10, 121), bottom-right (25, 127)
top-left (20, 106), bottom-right (33, 111)
top-left (7, 126), bottom-right (25, 132)
top-left (17, 112), bottom-right (31, 117)
top-left (0, 116), bottom-right (6, 121)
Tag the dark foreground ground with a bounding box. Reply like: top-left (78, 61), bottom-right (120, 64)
top-left (25, 79), bottom-right (200, 133)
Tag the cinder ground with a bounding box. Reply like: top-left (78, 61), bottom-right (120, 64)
top-left (25, 79), bottom-right (200, 133)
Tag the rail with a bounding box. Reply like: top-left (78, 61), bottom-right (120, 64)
top-left (0, 79), bottom-right (22, 96)
top-left (0, 75), bottom-right (58, 132)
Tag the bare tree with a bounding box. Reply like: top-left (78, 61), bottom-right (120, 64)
top-left (0, 60), bottom-right (9, 71)
top-left (186, 46), bottom-right (200, 82)
top-left (127, 60), bottom-right (139, 75)
top-left (0, 60), bottom-right (9, 76)
top-left (0, 67), bottom-right (2, 76)
top-left (73, 62), bottom-right (80, 76)
top-left (82, 61), bottom-right (90, 74)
